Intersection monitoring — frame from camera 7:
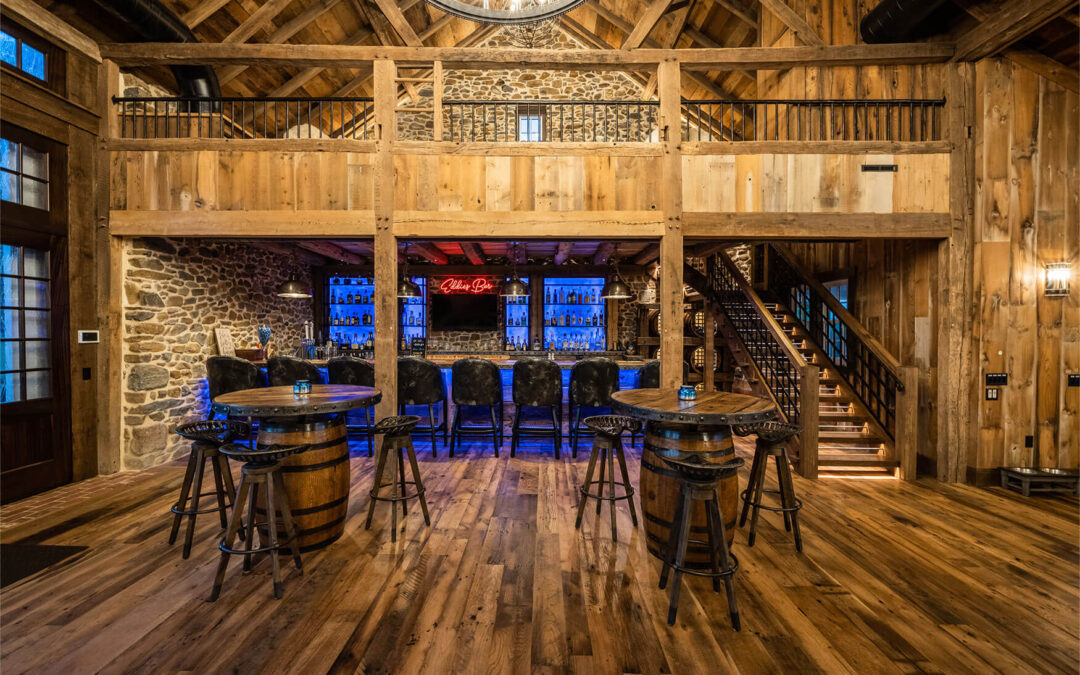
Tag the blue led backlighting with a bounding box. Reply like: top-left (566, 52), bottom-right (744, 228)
top-left (543, 277), bottom-right (605, 351)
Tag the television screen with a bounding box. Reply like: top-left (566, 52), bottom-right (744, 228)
top-left (431, 293), bottom-right (498, 331)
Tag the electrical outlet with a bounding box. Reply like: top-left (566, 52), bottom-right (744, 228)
top-left (1069, 374), bottom-right (1080, 388)
top-left (985, 373), bottom-right (1008, 386)
top-left (985, 388), bottom-right (999, 401)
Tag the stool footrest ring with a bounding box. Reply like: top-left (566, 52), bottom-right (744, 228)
top-left (579, 482), bottom-right (635, 502)
top-left (171, 495), bottom-right (234, 517)
top-left (664, 551), bottom-right (739, 579)
top-left (740, 488), bottom-right (803, 514)
top-left (219, 537), bottom-right (297, 556)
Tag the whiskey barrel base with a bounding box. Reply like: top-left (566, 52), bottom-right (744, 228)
top-left (256, 415), bottom-right (351, 553)
top-left (641, 422), bottom-right (738, 570)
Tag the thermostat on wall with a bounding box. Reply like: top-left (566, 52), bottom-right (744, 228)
top-left (78, 330), bottom-right (100, 344)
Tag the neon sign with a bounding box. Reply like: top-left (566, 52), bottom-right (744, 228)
top-left (438, 277), bottom-right (496, 295)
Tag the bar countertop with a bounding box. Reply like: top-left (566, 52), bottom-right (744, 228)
top-left (251, 353), bottom-right (649, 369)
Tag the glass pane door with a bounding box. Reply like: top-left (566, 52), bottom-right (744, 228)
top-left (0, 243), bottom-right (51, 402)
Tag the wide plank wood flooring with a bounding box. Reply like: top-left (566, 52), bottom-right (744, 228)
top-left (1, 435), bottom-right (1077, 674)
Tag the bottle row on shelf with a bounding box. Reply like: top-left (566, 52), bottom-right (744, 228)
top-left (545, 288), bottom-right (600, 305)
top-left (330, 308), bottom-right (425, 327)
top-left (544, 311), bottom-right (604, 327)
top-left (543, 334), bottom-right (605, 351)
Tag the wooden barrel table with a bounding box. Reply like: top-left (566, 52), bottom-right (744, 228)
top-left (212, 384), bottom-right (381, 553)
top-left (611, 389), bottom-right (777, 570)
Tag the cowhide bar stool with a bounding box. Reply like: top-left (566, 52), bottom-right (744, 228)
top-left (210, 442), bottom-right (307, 601)
top-left (658, 453), bottom-right (744, 629)
top-left (267, 355), bottom-right (323, 387)
top-left (568, 357), bottom-right (620, 457)
top-left (575, 415), bottom-right (640, 541)
top-left (734, 420), bottom-right (803, 552)
top-left (510, 357), bottom-right (562, 458)
top-left (328, 356), bottom-right (377, 457)
top-left (398, 357), bottom-right (448, 456)
top-left (449, 358), bottom-right (503, 457)
top-left (365, 416), bottom-right (431, 543)
top-left (169, 420), bottom-right (249, 559)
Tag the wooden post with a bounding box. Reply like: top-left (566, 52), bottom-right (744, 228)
top-left (798, 364), bottom-right (819, 479)
top-left (432, 60), bottom-right (443, 141)
top-left (937, 62), bottom-right (977, 482)
top-left (658, 60), bottom-right (683, 389)
top-left (896, 366), bottom-right (919, 481)
top-left (97, 58), bottom-right (122, 474)
top-left (374, 59), bottom-right (398, 418)
top-left (703, 301), bottom-right (716, 391)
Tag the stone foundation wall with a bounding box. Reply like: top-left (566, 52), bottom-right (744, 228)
top-left (428, 330), bottom-right (503, 352)
top-left (398, 29), bottom-right (656, 142)
top-left (122, 238), bottom-right (311, 470)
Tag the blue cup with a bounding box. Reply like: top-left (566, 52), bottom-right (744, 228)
top-left (678, 385), bottom-right (696, 401)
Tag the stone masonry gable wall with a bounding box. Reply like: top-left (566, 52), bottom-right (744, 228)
top-left (122, 238), bottom-right (311, 470)
top-left (398, 28), bottom-right (657, 141)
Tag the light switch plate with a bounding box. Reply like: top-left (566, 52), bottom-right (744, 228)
top-left (77, 330), bottom-right (100, 344)
top-left (985, 388), bottom-right (999, 401)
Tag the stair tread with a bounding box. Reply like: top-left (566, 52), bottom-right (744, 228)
top-left (818, 430), bottom-right (886, 442)
top-left (818, 453), bottom-right (899, 469)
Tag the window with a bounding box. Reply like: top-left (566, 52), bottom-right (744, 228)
top-left (517, 105), bottom-right (545, 142)
top-left (825, 279), bottom-right (849, 309)
top-left (0, 244), bottom-right (52, 403)
top-left (0, 136), bottom-right (49, 210)
top-left (0, 28), bottom-right (46, 81)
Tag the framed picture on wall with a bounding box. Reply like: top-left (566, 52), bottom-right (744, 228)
top-left (215, 328), bottom-right (235, 356)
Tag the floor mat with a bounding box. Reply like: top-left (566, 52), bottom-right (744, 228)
top-left (1, 544), bottom-right (88, 587)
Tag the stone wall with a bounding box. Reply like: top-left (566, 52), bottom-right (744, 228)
top-left (398, 29), bottom-right (657, 142)
top-left (428, 330), bottom-right (503, 352)
top-left (122, 238), bottom-right (312, 470)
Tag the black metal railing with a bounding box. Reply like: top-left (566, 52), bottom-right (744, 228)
top-left (682, 98), bottom-right (945, 142)
top-left (442, 100), bottom-right (659, 142)
top-left (112, 97), bottom-right (374, 139)
top-left (764, 244), bottom-right (902, 437)
top-left (707, 253), bottom-right (801, 423)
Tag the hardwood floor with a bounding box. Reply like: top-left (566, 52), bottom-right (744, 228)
top-left (1, 435), bottom-right (1077, 674)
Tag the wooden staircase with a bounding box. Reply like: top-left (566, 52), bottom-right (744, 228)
top-left (764, 302), bottom-right (897, 474)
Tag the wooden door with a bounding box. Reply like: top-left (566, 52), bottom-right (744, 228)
top-left (0, 125), bottom-right (71, 503)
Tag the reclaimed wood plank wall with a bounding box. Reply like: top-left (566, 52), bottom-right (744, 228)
top-left (972, 58), bottom-right (1078, 474)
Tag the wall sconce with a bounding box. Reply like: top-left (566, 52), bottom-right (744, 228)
top-left (1045, 262), bottom-right (1071, 297)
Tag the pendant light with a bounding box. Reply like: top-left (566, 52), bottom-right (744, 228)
top-left (276, 253), bottom-right (312, 298)
top-left (398, 243), bottom-right (423, 298)
top-left (501, 242), bottom-right (530, 297)
top-left (601, 248), bottom-right (633, 300)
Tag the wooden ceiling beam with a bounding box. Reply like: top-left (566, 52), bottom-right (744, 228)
top-left (372, 0), bottom-right (424, 46)
top-left (593, 241), bottom-right (616, 265)
top-left (756, 0), bottom-right (824, 46)
top-left (642, 0), bottom-right (696, 97)
top-left (2, 0), bottom-right (101, 62)
top-left (622, 0), bottom-right (676, 50)
top-left (219, 0), bottom-right (344, 85)
top-left (268, 27), bottom-right (374, 97)
top-left (714, 0), bottom-right (758, 29)
top-left (410, 242), bottom-right (450, 264)
top-left (634, 243), bottom-right (661, 264)
top-left (246, 240), bottom-right (330, 267)
top-left (101, 42), bottom-right (956, 70)
top-left (554, 242), bottom-right (573, 265)
top-left (459, 242), bottom-right (486, 265)
top-left (182, 0), bottom-right (232, 29)
top-left (296, 240), bottom-right (366, 263)
top-left (222, 0), bottom-right (295, 44)
top-left (1005, 49), bottom-right (1079, 93)
top-left (954, 0), bottom-right (1076, 61)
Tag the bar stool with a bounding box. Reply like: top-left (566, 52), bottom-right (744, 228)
top-left (568, 357), bottom-right (620, 458)
top-left (658, 453), bottom-right (744, 629)
top-left (207, 356), bottom-right (264, 423)
top-left (169, 420), bottom-right (249, 559)
top-left (449, 358), bottom-right (503, 457)
top-left (365, 416), bottom-right (431, 543)
top-left (638, 359), bottom-right (661, 389)
top-left (510, 357), bottom-right (562, 458)
top-left (398, 357), bottom-right (448, 455)
top-left (733, 420), bottom-right (803, 552)
top-left (267, 356), bottom-right (323, 387)
top-left (210, 442), bottom-right (307, 601)
top-left (328, 356), bottom-right (377, 457)
top-left (575, 415), bottom-right (639, 541)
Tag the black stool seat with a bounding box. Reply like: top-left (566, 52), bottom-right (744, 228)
top-left (366, 415), bottom-right (430, 542)
top-left (328, 356), bottom-right (378, 457)
top-left (734, 420), bottom-right (804, 552)
top-left (657, 454), bottom-right (743, 629)
top-left (398, 357), bottom-right (449, 455)
top-left (449, 358), bottom-right (503, 457)
top-left (569, 358), bottom-right (620, 457)
top-left (168, 420), bottom-right (250, 559)
top-left (373, 415), bottom-right (421, 438)
top-left (210, 443), bottom-right (308, 601)
top-left (575, 415), bottom-right (639, 542)
top-left (175, 419), bottom-right (251, 444)
top-left (510, 357), bottom-right (562, 459)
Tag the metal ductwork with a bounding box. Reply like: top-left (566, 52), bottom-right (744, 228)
top-left (860, 0), bottom-right (956, 44)
top-left (89, 0), bottom-right (220, 101)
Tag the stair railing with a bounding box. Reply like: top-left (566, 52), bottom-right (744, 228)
top-left (703, 254), bottom-right (820, 476)
top-left (765, 244), bottom-right (904, 439)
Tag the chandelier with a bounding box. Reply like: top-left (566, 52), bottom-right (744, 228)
top-left (422, 0), bottom-right (585, 25)
top-left (504, 16), bottom-right (557, 48)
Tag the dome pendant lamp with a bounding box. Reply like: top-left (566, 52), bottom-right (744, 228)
top-left (501, 242), bottom-right (531, 297)
top-left (398, 243), bottom-right (423, 298)
top-left (601, 249), bottom-right (633, 300)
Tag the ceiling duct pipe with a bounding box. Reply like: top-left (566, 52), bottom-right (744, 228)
top-left (859, 0), bottom-right (956, 43)
top-left (89, 0), bottom-right (221, 106)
